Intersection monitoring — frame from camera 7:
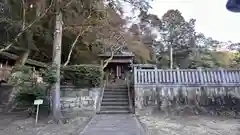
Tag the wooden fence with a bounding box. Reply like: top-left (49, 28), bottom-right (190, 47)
top-left (134, 68), bottom-right (240, 87)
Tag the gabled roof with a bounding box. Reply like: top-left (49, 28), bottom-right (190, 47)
top-left (0, 52), bottom-right (47, 68)
top-left (98, 52), bottom-right (134, 57)
top-left (98, 48), bottom-right (135, 57)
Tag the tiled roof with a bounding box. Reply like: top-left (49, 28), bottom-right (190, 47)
top-left (0, 52), bottom-right (47, 67)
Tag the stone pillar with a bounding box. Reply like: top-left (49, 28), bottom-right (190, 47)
top-left (119, 65), bottom-right (122, 79)
top-left (116, 65), bottom-right (119, 79)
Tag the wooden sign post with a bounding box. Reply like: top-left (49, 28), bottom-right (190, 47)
top-left (34, 99), bottom-right (43, 124)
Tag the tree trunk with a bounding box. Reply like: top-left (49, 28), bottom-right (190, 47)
top-left (14, 49), bottom-right (30, 66)
top-left (14, 0), bottom-right (30, 66)
top-left (51, 0), bottom-right (63, 123)
top-left (149, 45), bottom-right (157, 63)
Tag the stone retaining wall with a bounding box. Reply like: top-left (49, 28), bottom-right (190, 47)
top-left (134, 86), bottom-right (240, 116)
top-left (0, 84), bottom-right (13, 105)
top-left (60, 86), bottom-right (101, 113)
top-left (0, 84), bottom-right (102, 114)
top-left (135, 87), bottom-right (157, 114)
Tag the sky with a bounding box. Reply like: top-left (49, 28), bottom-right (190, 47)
top-left (149, 0), bottom-right (240, 43)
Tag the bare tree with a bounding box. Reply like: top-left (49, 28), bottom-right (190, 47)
top-left (100, 28), bottom-right (127, 69)
top-left (63, 2), bottom-right (126, 66)
top-left (0, 0), bottom-right (54, 53)
top-left (63, 14), bottom-right (92, 66)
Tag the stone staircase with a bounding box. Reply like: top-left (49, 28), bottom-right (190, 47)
top-left (0, 104), bottom-right (5, 112)
top-left (99, 83), bottom-right (131, 114)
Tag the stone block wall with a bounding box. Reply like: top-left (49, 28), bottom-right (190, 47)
top-left (60, 86), bottom-right (101, 113)
top-left (0, 84), bottom-right (12, 105)
top-left (134, 86), bottom-right (157, 115)
top-left (0, 84), bottom-right (102, 114)
top-left (134, 86), bottom-right (240, 116)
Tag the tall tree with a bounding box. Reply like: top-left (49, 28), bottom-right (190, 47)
top-left (50, 0), bottom-right (153, 122)
top-left (159, 9), bottom-right (196, 68)
top-left (51, 0), bottom-right (63, 123)
top-left (136, 10), bottom-right (162, 63)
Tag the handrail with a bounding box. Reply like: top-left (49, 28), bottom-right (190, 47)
top-left (126, 72), bottom-right (133, 113)
top-left (96, 73), bottom-right (107, 113)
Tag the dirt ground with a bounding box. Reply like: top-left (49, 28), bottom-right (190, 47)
top-left (1, 111), bottom-right (240, 135)
top-left (0, 112), bottom-right (93, 135)
top-left (138, 114), bottom-right (240, 135)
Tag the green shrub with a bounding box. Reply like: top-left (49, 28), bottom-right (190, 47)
top-left (40, 66), bottom-right (57, 84)
top-left (9, 64), bottom-right (101, 111)
top-left (9, 65), bottom-right (53, 111)
top-left (14, 85), bottom-right (46, 105)
top-left (61, 65), bottom-right (101, 87)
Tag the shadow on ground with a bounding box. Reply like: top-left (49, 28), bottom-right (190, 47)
top-left (0, 111), bottom-right (93, 135)
top-left (137, 107), bottom-right (240, 135)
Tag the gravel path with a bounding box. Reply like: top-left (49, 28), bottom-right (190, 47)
top-left (138, 115), bottom-right (240, 135)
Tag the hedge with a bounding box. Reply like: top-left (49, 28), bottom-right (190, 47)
top-left (61, 65), bottom-right (102, 87)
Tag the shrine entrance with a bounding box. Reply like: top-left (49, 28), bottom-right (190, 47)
top-left (98, 52), bottom-right (134, 83)
top-left (106, 63), bottom-right (130, 81)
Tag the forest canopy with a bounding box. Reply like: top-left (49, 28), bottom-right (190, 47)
top-left (0, 0), bottom-right (239, 68)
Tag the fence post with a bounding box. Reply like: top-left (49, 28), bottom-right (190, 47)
top-left (220, 68), bottom-right (226, 84)
top-left (198, 67), bottom-right (203, 84)
top-left (133, 66), bottom-right (137, 86)
top-left (176, 67), bottom-right (180, 84)
top-left (155, 67), bottom-right (158, 84)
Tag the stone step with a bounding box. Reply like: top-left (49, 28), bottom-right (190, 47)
top-left (100, 84), bottom-right (131, 114)
top-left (104, 92), bottom-right (128, 96)
top-left (101, 101), bottom-right (129, 106)
top-left (104, 89), bottom-right (128, 92)
top-left (104, 91), bottom-right (128, 94)
top-left (104, 88), bottom-right (127, 92)
top-left (101, 105), bottom-right (129, 109)
top-left (102, 98), bottom-right (128, 102)
top-left (101, 103), bottom-right (129, 107)
top-left (0, 104), bottom-right (6, 108)
top-left (105, 86), bottom-right (127, 89)
top-left (0, 104), bottom-right (5, 112)
top-left (98, 109), bottom-right (130, 114)
top-left (103, 94), bottom-right (128, 98)
top-left (104, 93), bottom-right (128, 95)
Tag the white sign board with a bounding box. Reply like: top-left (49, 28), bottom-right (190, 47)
top-left (34, 99), bottom-right (43, 125)
top-left (34, 99), bottom-right (43, 105)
